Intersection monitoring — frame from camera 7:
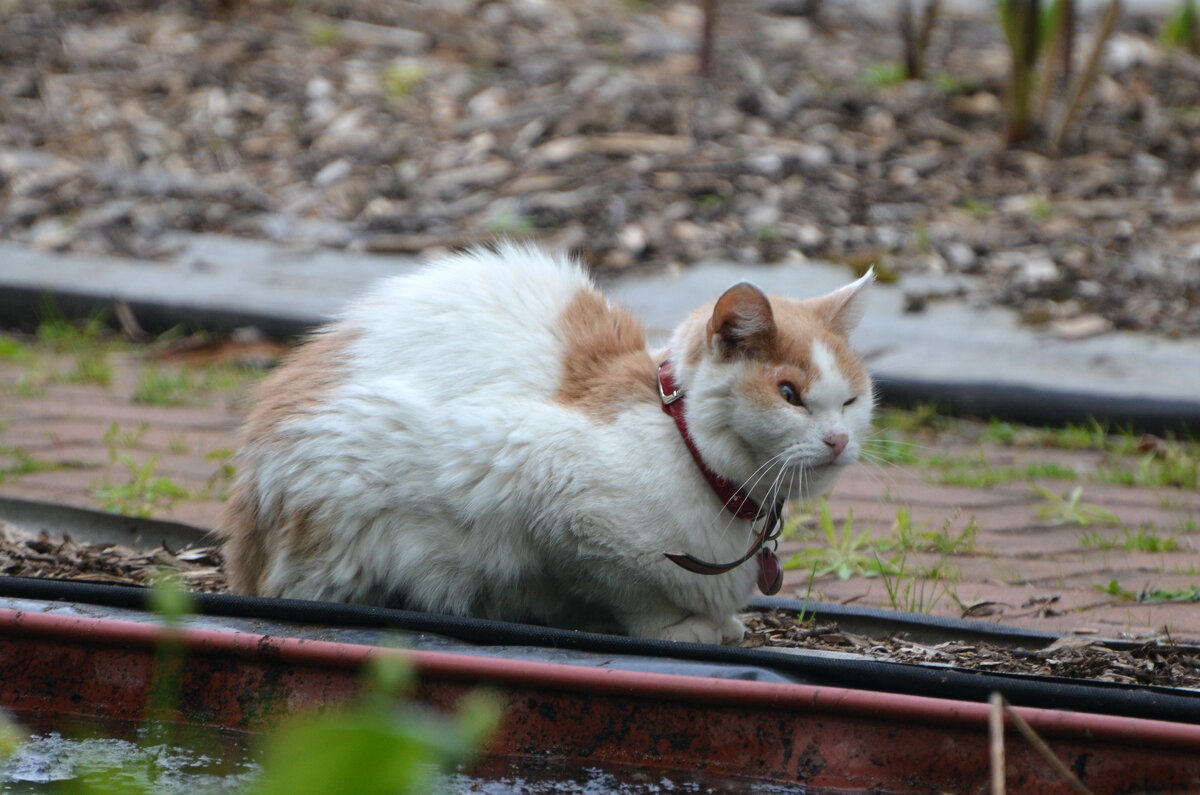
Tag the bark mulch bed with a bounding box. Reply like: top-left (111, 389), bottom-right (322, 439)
top-left (741, 607), bottom-right (1200, 690)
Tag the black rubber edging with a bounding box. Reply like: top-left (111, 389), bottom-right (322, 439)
top-left (2, 576), bottom-right (1197, 725)
top-left (0, 496), bottom-right (1058, 649)
top-left (0, 496), bottom-right (210, 552)
top-left (875, 378), bottom-right (1200, 436)
top-left (0, 285), bottom-right (314, 343)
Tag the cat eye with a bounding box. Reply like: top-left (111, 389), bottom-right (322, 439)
top-left (779, 383), bottom-right (804, 407)
top-left (843, 396), bottom-right (858, 408)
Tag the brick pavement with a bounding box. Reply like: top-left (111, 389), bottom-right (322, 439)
top-left (2, 347), bottom-right (1198, 641)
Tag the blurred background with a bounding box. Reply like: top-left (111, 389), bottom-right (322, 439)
top-left (2, 0), bottom-right (1198, 337)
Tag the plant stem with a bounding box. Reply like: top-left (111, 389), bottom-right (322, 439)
top-left (699, 0), bottom-right (717, 79)
top-left (1052, 0), bottom-right (1121, 149)
top-left (1007, 0), bottom-right (1041, 145)
top-left (901, 0), bottom-right (941, 80)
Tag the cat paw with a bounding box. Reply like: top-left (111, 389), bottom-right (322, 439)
top-left (655, 616), bottom-right (726, 645)
top-left (720, 615), bottom-right (747, 644)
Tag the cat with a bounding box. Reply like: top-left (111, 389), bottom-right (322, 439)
top-left (217, 244), bottom-right (874, 644)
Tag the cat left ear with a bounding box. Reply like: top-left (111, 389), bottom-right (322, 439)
top-left (706, 282), bottom-right (776, 357)
top-left (813, 267), bottom-right (874, 336)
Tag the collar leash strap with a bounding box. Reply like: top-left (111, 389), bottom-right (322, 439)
top-left (657, 359), bottom-right (783, 591)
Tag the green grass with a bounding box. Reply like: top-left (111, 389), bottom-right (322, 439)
top-left (1081, 526), bottom-right (1179, 553)
top-left (880, 407), bottom-right (1199, 492)
top-left (960, 196), bottom-right (993, 219)
top-left (864, 61), bottom-right (907, 87)
top-left (0, 443), bottom-right (92, 484)
top-left (1034, 485), bottom-right (1122, 527)
top-left (881, 561), bottom-right (959, 614)
top-left (925, 451), bottom-right (1077, 488)
top-left (2, 305), bottom-right (133, 392)
top-left (35, 305), bottom-right (114, 353)
top-left (304, 22), bottom-right (342, 47)
top-left (382, 63), bottom-right (428, 100)
top-left (0, 335), bottom-right (32, 362)
top-left (881, 507), bottom-right (980, 555)
top-left (1028, 195), bottom-right (1053, 220)
top-left (785, 501), bottom-right (897, 580)
top-left (64, 352), bottom-right (113, 386)
top-left (979, 418), bottom-right (1020, 446)
top-left (92, 455), bottom-right (192, 517)
top-left (1098, 579), bottom-right (1200, 604)
top-left (933, 71), bottom-right (981, 96)
top-left (104, 421), bottom-right (149, 452)
top-left (1097, 450), bottom-right (1199, 490)
top-left (862, 431), bottom-right (920, 465)
top-left (133, 368), bottom-right (197, 406)
top-left (978, 417), bottom-right (1137, 454)
top-left (875, 404), bottom-right (951, 436)
top-left (1161, 0), bottom-right (1199, 53)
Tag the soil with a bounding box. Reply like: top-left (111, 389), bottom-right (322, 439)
top-left (3, 520), bottom-right (1198, 690)
top-left (3, 1), bottom-right (1200, 335)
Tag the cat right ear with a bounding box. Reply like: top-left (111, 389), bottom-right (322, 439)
top-left (706, 282), bottom-right (776, 357)
top-left (813, 267), bottom-right (874, 336)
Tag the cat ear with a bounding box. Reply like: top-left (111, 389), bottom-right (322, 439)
top-left (812, 267), bottom-right (874, 336)
top-left (706, 282), bottom-right (776, 357)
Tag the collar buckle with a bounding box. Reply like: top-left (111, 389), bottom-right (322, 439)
top-left (657, 361), bottom-right (683, 405)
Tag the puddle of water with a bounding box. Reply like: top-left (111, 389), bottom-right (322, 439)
top-left (439, 757), bottom-right (808, 794)
top-left (2, 728), bottom-right (258, 794)
top-left (2, 718), bottom-right (808, 794)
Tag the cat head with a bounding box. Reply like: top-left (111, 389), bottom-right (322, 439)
top-left (668, 270), bottom-right (875, 502)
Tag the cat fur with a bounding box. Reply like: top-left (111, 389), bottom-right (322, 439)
top-left (218, 244), bottom-right (874, 644)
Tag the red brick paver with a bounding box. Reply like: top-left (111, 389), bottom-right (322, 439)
top-left (2, 348), bottom-right (1198, 641)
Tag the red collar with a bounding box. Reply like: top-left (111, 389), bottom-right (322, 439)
top-left (657, 359), bottom-right (782, 594)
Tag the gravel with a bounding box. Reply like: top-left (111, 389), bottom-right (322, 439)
top-left (1, 0), bottom-right (1199, 335)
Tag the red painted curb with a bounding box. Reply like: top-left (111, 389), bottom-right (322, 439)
top-left (2, 607), bottom-right (1198, 791)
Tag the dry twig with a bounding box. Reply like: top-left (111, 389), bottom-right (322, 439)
top-left (991, 692), bottom-right (1094, 795)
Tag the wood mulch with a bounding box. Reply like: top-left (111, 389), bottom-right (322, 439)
top-left (4, 0), bottom-right (1200, 336)
top-left (0, 521), bottom-right (227, 593)
top-left (741, 608), bottom-right (1200, 689)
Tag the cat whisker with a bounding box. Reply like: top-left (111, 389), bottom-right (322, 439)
top-left (735, 452), bottom-right (789, 511)
top-left (764, 461), bottom-right (788, 511)
top-left (851, 456), bottom-right (905, 496)
top-left (714, 453), bottom-right (789, 547)
top-left (861, 435), bottom-right (937, 455)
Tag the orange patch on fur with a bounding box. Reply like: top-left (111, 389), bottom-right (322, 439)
top-left (772, 297), bottom-right (870, 393)
top-left (743, 361), bottom-right (815, 410)
top-left (731, 295), bottom-right (870, 406)
top-left (240, 328), bottom-right (357, 442)
top-left (554, 289), bottom-right (657, 420)
top-left (217, 327), bottom-right (356, 595)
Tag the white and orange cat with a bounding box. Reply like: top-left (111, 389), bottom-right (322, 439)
top-left (218, 245), bottom-right (873, 644)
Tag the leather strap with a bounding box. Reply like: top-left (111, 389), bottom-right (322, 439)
top-left (657, 360), bottom-right (782, 577)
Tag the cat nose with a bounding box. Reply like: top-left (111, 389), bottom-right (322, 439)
top-left (824, 432), bottom-right (849, 459)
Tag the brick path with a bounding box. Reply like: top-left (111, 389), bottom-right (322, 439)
top-left (2, 348), bottom-right (1198, 642)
